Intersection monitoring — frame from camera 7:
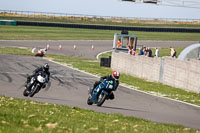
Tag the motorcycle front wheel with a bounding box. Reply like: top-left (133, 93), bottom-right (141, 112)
top-left (96, 93), bottom-right (107, 106)
top-left (29, 83), bottom-right (40, 97)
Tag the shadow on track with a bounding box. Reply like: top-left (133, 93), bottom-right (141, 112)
top-left (32, 96), bottom-right (73, 103)
top-left (101, 105), bottom-right (149, 113)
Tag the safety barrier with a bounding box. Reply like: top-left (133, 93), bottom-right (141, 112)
top-left (100, 56), bottom-right (111, 67)
top-left (111, 52), bottom-right (200, 93)
top-left (16, 21), bottom-right (200, 33)
top-left (0, 20), bottom-right (16, 25)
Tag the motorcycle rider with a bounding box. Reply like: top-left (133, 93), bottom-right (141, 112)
top-left (35, 48), bottom-right (47, 57)
top-left (91, 71), bottom-right (120, 100)
top-left (25, 63), bottom-right (50, 92)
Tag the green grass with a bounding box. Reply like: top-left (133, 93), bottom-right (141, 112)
top-left (0, 46), bottom-right (34, 56)
top-left (1, 25), bottom-right (200, 41)
top-left (1, 15), bottom-right (200, 28)
top-left (1, 47), bottom-right (199, 106)
top-left (98, 52), bottom-right (112, 59)
top-left (1, 96), bottom-right (198, 133)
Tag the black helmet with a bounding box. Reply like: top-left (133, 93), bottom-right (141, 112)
top-left (43, 63), bottom-right (49, 71)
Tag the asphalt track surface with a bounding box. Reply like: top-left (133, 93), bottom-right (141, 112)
top-left (0, 40), bottom-right (200, 130)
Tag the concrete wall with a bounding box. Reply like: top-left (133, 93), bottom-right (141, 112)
top-left (111, 52), bottom-right (200, 93)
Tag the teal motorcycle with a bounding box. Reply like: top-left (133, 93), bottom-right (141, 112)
top-left (87, 79), bottom-right (114, 106)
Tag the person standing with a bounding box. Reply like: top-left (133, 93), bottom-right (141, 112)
top-left (138, 48), bottom-right (144, 55)
top-left (147, 47), bottom-right (152, 57)
top-left (117, 39), bottom-right (122, 48)
top-left (155, 48), bottom-right (159, 57)
top-left (169, 47), bottom-right (176, 58)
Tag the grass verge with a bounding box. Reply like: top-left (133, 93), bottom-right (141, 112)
top-left (1, 15), bottom-right (200, 28)
top-left (1, 96), bottom-right (199, 133)
top-left (1, 25), bottom-right (200, 41)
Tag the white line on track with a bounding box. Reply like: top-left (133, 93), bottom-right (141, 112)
top-left (96, 50), bottom-right (113, 59)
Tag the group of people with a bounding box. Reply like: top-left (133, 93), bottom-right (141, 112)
top-left (128, 46), bottom-right (176, 58)
top-left (138, 47), bottom-right (153, 57)
top-left (128, 46), bottom-right (155, 57)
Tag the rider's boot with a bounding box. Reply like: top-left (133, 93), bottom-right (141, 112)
top-left (42, 84), bottom-right (46, 88)
top-left (107, 92), bottom-right (115, 100)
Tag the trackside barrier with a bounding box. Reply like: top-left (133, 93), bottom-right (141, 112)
top-left (0, 20), bottom-right (16, 25)
top-left (111, 52), bottom-right (200, 93)
top-left (16, 21), bottom-right (200, 33)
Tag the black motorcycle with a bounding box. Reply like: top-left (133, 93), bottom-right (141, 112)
top-left (23, 71), bottom-right (48, 97)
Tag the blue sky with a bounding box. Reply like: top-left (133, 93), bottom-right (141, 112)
top-left (1, 0), bottom-right (200, 19)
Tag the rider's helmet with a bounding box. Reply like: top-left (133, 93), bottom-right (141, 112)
top-left (112, 71), bottom-right (120, 80)
top-left (43, 63), bottom-right (49, 72)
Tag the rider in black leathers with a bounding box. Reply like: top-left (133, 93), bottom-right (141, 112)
top-left (25, 63), bottom-right (50, 92)
top-left (91, 71), bottom-right (120, 100)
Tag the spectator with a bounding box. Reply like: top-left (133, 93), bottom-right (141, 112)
top-left (143, 47), bottom-right (147, 56)
top-left (147, 47), bottom-right (152, 57)
top-left (128, 46), bottom-right (132, 55)
top-left (117, 39), bottom-right (122, 48)
top-left (169, 47), bottom-right (176, 58)
top-left (131, 50), bottom-right (137, 56)
top-left (138, 48), bottom-right (144, 55)
top-left (155, 48), bottom-right (159, 57)
top-left (128, 46), bottom-right (137, 56)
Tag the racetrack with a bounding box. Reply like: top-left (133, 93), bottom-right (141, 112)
top-left (0, 40), bottom-right (200, 129)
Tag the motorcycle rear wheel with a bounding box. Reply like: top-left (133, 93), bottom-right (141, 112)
top-left (87, 96), bottom-right (93, 105)
top-left (23, 88), bottom-right (29, 97)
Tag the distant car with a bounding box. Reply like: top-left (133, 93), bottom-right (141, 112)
top-left (121, 0), bottom-right (158, 4)
top-left (121, 0), bottom-right (136, 2)
top-left (143, 0), bottom-right (158, 4)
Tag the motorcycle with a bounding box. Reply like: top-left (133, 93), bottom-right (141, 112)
top-left (23, 71), bottom-right (48, 97)
top-left (35, 48), bottom-right (47, 57)
top-left (87, 79), bottom-right (115, 106)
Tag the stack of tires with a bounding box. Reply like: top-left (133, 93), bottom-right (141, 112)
top-left (100, 56), bottom-right (111, 67)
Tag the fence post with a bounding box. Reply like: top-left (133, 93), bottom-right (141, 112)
top-left (159, 58), bottom-right (165, 83)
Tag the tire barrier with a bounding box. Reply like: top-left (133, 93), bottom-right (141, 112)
top-left (100, 56), bottom-right (111, 67)
top-left (16, 21), bottom-right (200, 33)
